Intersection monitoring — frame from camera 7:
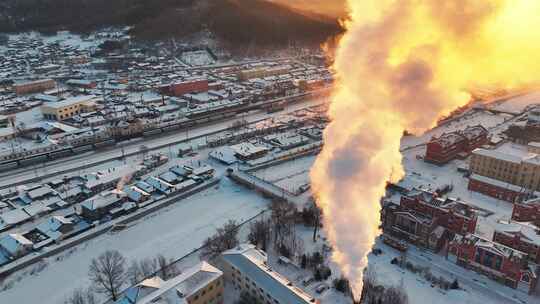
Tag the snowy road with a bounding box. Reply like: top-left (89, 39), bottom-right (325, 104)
top-left (0, 177), bottom-right (270, 304)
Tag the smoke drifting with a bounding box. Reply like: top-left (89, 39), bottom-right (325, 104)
top-left (311, 0), bottom-right (540, 299)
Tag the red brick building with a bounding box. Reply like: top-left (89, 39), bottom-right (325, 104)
top-left (161, 79), bottom-right (209, 96)
top-left (425, 125), bottom-right (488, 165)
top-left (381, 190), bottom-right (477, 251)
top-left (468, 174), bottom-right (531, 203)
top-left (400, 190), bottom-right (478, 235)
top-left (493, 221), bottom-right (540, 264)
top-left (448, 234), bottom-right (537, 294)
top-left (512, 198), bottom-right (540, 222)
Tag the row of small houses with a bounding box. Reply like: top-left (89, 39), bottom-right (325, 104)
top-left (0, 162), bottom-right (215, 267)
top-left (0, 154), bottom-right (168, 232)
top-left (382, 189), bottom-right (539, 294)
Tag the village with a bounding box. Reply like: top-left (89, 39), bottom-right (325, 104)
top-left (0, 28), bottom-right (539, 304)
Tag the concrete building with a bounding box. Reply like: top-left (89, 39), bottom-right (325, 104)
top-left (468, 142), bottom-right (540, 202)
top-left (219, 244), bottom-right (316, 304)
top-left (13, 79), bottom-right (56, 95)
top-left (448, 234), bottom-right (537, 294)
top-left (425, 125), bottom-right (488, 165)
top-left (41, 95), bottom-right (97, 121)
top-left (115, 261), bottom-right (223, 304)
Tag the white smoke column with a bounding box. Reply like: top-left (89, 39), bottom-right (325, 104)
top-left (311, 0), bottom-right (540, 299)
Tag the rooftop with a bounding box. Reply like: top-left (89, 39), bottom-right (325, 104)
top-left (222, 244), bottom-right (314, 304)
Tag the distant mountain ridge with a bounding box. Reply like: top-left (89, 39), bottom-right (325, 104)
top-left (0, 0), bottom-right (343, 47)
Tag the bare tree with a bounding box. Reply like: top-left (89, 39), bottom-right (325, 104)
top-left (201, 220), bottom-right (239, 259)
top-left (270, 200), bottom-right (297, 256)
top-left (63, 288), bottom-right (96, 304)
top-left (156, 254), bottom-right (180, 280)
top-left (88, 250), bottom-right (127, 301)
top-left (127, 258), bottom-right (157, 285)
top-left (248, 219), bottom-right (271, 251)
top-left (382, 286), bottom-right (409, 304)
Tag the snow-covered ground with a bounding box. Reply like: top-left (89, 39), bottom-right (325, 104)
top-left (368, 240), bottom-right (537, 304)
top-left (401, 109), bottom-right (512, 149)
top-left (252, 156), bottom-right (315, 194)
top-left (0, 177), bottom-right (270, 304)
top-left (491, 91), bottom-right (540, 114)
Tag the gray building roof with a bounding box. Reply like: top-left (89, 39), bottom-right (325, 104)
top-left (222, 245), bottom-right (313, 304)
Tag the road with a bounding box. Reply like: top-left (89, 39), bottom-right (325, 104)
top-left (0, 97), bottom-right (325, 189)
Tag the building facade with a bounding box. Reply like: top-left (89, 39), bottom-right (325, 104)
top-left (448, 234), bottom-right (537, 294)
top-left (468, 142), bottom-right (540, 202)
top-left (382, 190), bottom-right (477, 251)
top-left (115, 261), bottom-right (223, 304)
top-left (493, 221), bottom-right (540, 264)
top-left (512, 198), bottom-right (540, 222)
top-left (425, 125), bottom-right (488, 165)
top-left (41, 95), bottom-right (96, 121)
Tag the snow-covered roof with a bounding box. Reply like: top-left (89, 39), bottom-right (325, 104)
top-left (495, 220), bottom-right (540, 245)
top-left (0, 208), bottom-right (31, 226)
top-left (221, 244), bottom-right (314, 304)
top-left (136, 261), bottom-right (222, 304)
top-left (0, 233), bottom-right (33, 255)
top-left (42, 95), bottom-right (95, 109)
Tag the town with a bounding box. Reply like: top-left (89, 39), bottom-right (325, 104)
top-left (0, 26), bottom-right (539, 304)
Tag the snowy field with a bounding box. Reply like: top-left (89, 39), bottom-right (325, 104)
top-left (0, 177), bottom-right (270, 304)
top-left (252, 156), bottom-right (315, 194)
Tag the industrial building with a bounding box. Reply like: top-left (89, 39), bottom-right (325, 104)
top-left (40, 95), bottom-right (97, 121)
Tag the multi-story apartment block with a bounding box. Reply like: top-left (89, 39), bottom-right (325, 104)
top-left (220, 244), bottom-right (316, 304)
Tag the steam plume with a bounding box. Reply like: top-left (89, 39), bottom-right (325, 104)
top-left (311, 0), bottom-right (540, 299)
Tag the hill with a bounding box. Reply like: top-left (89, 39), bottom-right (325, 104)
top-left (0, 0), bottom-right (342, 47)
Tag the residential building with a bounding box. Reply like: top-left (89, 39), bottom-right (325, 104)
top-left (493, 220), bottom-right (540, 264)
top-left (13, 79), bottom-right (56, 95)
top-left (448, 234), bottom-right (537, 294)
top-left (41, 95), bottom-right (97, 121)
top-left (424, 125), bottom-right (488, 165)
top-left (468, 142), bottom-right (540, 202)
top-left (0, 233), bottom-right (33, 260)
top-left (115, 261), bottom-right (223, 304)
top-left (219, 244), bottom-right (316, 304)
